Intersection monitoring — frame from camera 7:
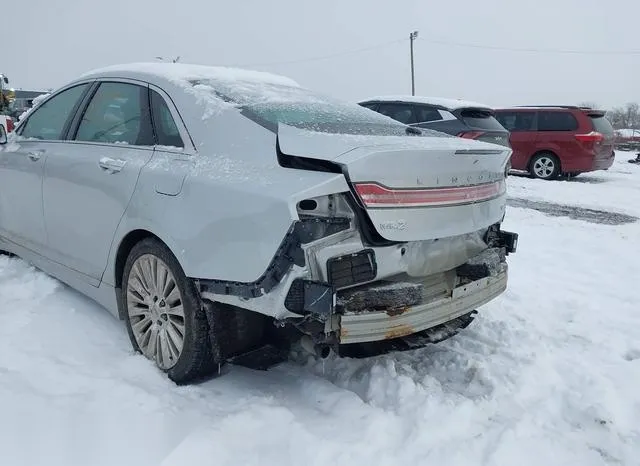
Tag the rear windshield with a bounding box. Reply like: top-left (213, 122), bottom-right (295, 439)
top-left (189, 79), bottom-right (449, 137)
top-left (589, 114), bottom-right (614, 135)
top-left (459, 109), bottom-right (506, 131)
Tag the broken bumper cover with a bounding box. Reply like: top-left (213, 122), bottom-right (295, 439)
top-left (339, 265), bottom-right (508, 344)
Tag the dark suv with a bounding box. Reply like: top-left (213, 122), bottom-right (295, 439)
top-left (494, 106), bottom-right (615, 180)
top-left (358, 96), bottom-right (511, 148)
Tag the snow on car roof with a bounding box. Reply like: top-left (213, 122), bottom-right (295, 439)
top-left (79, 63), bottom-right (303, 120)
top-left (80, 62), bottom-right (300, 88)
top-left (360, 95), bottom-right (493, 111)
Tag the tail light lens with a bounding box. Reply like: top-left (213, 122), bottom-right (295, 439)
top-left (354, 181), bottom-right (505, 208)
top-left (575, 131), bottom-right (604, 143)
top-left (6, 118), bottom-right (14, 133)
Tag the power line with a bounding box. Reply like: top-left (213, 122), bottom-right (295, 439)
top-left (420, 36), bottom-right (640, 55)
top-left (235, 38), bottom-right (406, 67)
top-left (230, 34), bottom-right (640, 71)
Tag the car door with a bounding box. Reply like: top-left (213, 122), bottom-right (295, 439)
top-left (42, 80), bottom-right (155, 285)
top-left (0, 83), bottom-right (90, 253)
top-left (535, 110), bottom-right (580, 163)
top-left (495, 111), bottom-right (536, 170)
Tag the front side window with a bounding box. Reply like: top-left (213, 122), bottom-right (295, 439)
top-left (20, 84), bottom-right (89, 140)
top-left (75, 82), bottom-right (153, 146)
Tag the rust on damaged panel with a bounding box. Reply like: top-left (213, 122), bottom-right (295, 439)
top-left (385, 306), bottom-right (409, 317)
top-left (385, 324), bottom-right (414, 340)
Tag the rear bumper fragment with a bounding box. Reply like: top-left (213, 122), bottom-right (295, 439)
top-left (339, 265), bottom-right (508, 344)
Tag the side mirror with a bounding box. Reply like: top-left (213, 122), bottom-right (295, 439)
top-left (0, 124), bottom-right (7, 144)
top-left (2, 76), bottom-right (8, 84)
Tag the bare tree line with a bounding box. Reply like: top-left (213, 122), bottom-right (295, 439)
top-left (579, 102), bottom-right (640, 130)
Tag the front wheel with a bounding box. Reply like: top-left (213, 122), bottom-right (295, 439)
top-left (122, 238), bottom-right (222, 384)
top-left (530, 153), bottom-right (560, 180)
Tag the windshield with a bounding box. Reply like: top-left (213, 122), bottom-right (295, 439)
top-left (189, 79), bottom-right (448, 137)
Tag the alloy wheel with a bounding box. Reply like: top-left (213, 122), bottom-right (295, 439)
top-left (533, 156), bottom-right (556, 179)
top-left (126, 254), bottom-right (185, 370)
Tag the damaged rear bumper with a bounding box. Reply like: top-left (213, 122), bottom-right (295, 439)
top-left (339, 264), bottom-right (508, 344)
top-left (195, 217), bottom-right (518, 349)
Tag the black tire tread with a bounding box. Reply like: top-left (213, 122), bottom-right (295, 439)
top-left (120, 237), bottom-right (222, 385)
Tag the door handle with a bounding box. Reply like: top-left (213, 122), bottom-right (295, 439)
top-left (27, 150), bottom-right (44, 161)
top-left (99, 157), bottom-right (127, 173)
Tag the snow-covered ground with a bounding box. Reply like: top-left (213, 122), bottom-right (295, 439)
top-left (1, 152), bottom-right (639, 466)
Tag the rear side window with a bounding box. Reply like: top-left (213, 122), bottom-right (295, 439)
top-left (460, 109), bottom-right (505, 131)
top-left (589, 114), bottom-right (614, 135)
top-left (75, 82), bottom-right (154, 146)
top-left (150, 90), bottom-right (184, 148)
top-left (414, 106), bottom-right (442, 123)
top-left (438, 109), bottom-right (458, 121)
top-left (537, 111), bottom-right (578, 131)
top-left (496, 112), bottom-right (535, 132)
top-left (20, 84), bottom-right (89, 140)
top-left (376, 103), bottom-right (416, 124)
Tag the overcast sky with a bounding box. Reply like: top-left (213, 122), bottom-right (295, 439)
top-left (4, 0), bottom-right (639, 109)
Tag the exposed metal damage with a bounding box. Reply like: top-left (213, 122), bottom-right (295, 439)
top-left (196, 189), bottom-right (518, 370)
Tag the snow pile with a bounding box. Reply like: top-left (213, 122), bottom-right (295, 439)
top-left (0, 153), bottom-right (639, 465)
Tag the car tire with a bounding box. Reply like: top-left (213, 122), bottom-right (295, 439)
top-left (529, 152), bottom-right (561, 180)
top-left (121, 237), bottom-right (222, 385)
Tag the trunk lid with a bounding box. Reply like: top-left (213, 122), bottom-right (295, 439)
top-left (278, 125), bottom-right (511, 242)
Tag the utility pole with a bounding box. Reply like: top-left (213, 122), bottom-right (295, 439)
top-left (409, 31), bottom-right (418, 96)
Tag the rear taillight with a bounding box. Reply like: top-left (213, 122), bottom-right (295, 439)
top-left (575, 131), bottom-right (604, 143)
top-left (457, 131), bottom-right (484, 139)
top-left (6, 118), bottom-right (14, 133)
top-left (354, 181), bottom-right (505, 208)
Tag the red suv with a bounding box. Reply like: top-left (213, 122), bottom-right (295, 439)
top-left (494, 106), bottom-right (615, 180)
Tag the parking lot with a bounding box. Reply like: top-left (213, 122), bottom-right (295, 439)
top-left (0, 152), bottom-right (637, 465)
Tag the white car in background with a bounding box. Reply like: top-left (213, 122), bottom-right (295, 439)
top-left (0, 63), bottom-right (518, 384)
top-left (0, 114), bottom-right (13, 134)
